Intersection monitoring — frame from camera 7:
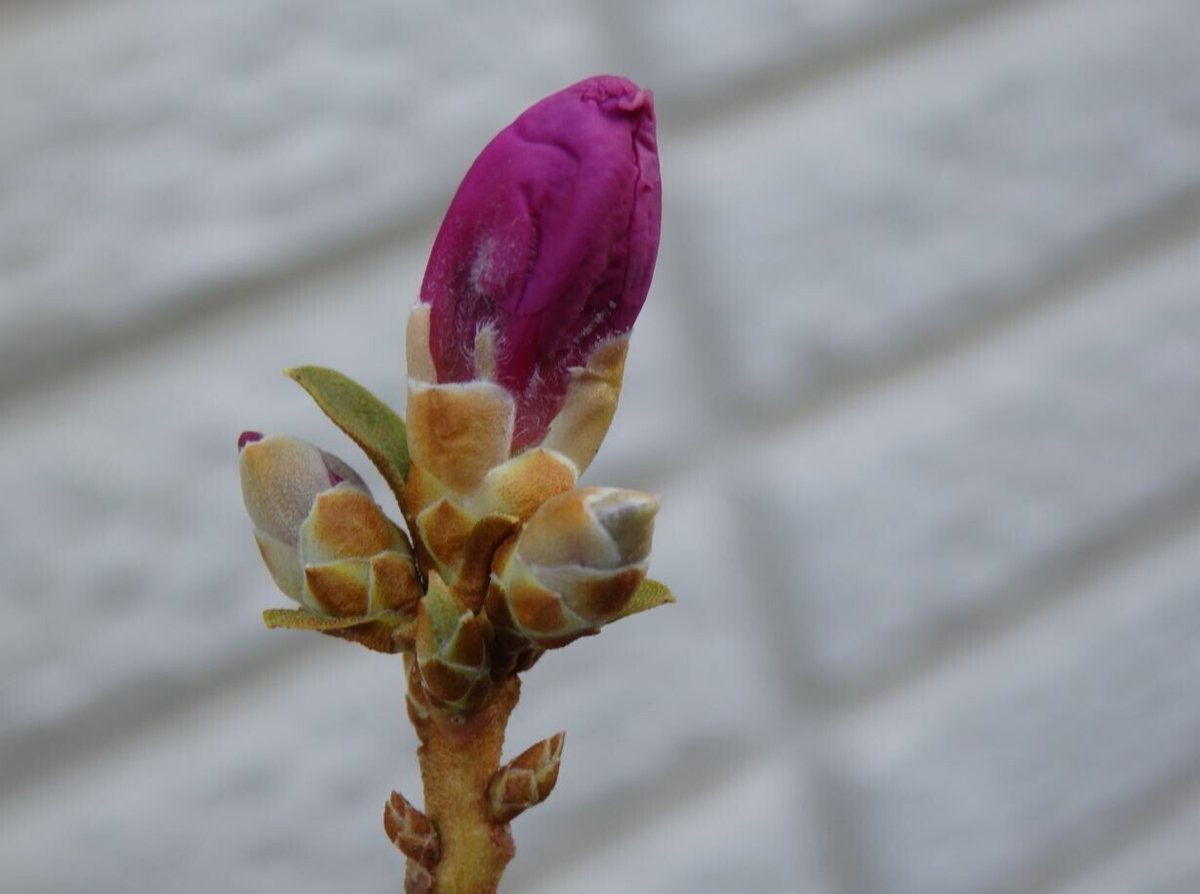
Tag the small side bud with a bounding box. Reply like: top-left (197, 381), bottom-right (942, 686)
top-left (486, 487), bottom-right (659, 649)
top-left (489, 732), bottom-right (566, 823)
top-left (415, 573), bottom-right (493, 712)
top-left (239, 433), bottom-right (421, 653)
top-left (384, 791), bottom-right (440, 868)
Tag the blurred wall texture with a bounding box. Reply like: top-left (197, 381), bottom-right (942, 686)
top-left (3, 1), bottom-right (1200, 892)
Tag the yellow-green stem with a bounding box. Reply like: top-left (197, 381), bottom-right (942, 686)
top-left (405, 656), bottom-right (521, 893)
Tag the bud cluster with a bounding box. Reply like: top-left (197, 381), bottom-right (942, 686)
top-left (236, 73), bottom-right (674, 890)
top-left (239, 77), bottom-right (667, 691)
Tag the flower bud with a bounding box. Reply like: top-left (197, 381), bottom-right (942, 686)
top-left (486, 487), bottom-right (659, 649)
top-left (413, 75), bottom-right (662, 455)
top-left (238, 433), bottom-right (421, 635)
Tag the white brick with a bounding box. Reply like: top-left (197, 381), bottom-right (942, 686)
top-left (818, 519), bottom-right (1200, 894)
top-left (0, 0), bottom-right (602, 386)
top-left (672, 0), bottom-right (1200, 415)
top-left (745, 234), bottom-right (1200, 691)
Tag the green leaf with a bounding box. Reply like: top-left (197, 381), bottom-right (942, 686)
top-left (263, 607), bottom-right (370, 632)
top-left (286, 366), bottom-right (410, 503)
top-left (614, 578), bottom-right (676, 622)
top-left (263, 607), bottom-right (415, 654)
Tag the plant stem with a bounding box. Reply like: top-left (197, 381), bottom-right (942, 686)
top-left (405, 656), bottom-right (521, 894)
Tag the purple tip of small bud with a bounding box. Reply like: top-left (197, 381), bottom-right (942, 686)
top-left (420, 74), bottom-right (662, 450)
top-left (237, 431), bottom-right (264, 452)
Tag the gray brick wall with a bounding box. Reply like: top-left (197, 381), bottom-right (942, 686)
top-left (2, 1), bottom-right (1198, 892)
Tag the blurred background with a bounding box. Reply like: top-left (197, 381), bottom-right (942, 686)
top-left (2, 1), bottom-right (1199, 892)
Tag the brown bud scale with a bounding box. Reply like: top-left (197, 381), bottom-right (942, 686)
top-left (384, 791), bottom-right (441, 868)
top-left (489, 732), bottom-right (565, 823)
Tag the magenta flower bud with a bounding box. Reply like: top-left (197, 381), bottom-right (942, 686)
top-left (419, 74), bottom-right (662, 450)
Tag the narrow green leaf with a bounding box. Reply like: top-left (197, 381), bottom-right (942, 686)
top-left (286, 366), bottom-right (410, 502)
top-left (614, 577), bottom-right (676, 622)
top-left (262, 607), bottom-right (368, 632)
top-left (263, 607), bottom-right (415, 654)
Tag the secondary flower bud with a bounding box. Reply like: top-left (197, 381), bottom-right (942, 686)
top-left (486, 487), bottom-right (659, 650)
top-left (238, 433), bottom-right (421, 629)
top-left (416, 75), bottom-right (662, 452)
top-left (238, 433), bottom-right (367, 601)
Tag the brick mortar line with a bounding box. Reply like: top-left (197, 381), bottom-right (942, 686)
top-left (0, 636), bottom-right (309, 806)
top-left (508, 738), bottom-right (789, 889)
top-left (669, 177), bottom-right (1200, 455)
top-left (616, 0), bottom-right (1048, 140)
top-left (812, 736), bottom-right (1200, 894)
top-left (782, 707), bottom-right (849, 894)
top-left (807, 747), bottom-right (878, 894)
top-left (1022, 760), bottom-right (1200, 894)
top-left (753, 460), bottom-right (1200, 720)
top-left (783, 460), bottom-right (1200, 715)
top-left (0, 206), bottom-right (440, 409)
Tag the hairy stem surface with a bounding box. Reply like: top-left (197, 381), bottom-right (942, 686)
top-left (405, 656), bottom-right (521, 893)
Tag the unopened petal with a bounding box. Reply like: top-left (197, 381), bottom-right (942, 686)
top-left (418, 75), bottom-right (661, 451)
